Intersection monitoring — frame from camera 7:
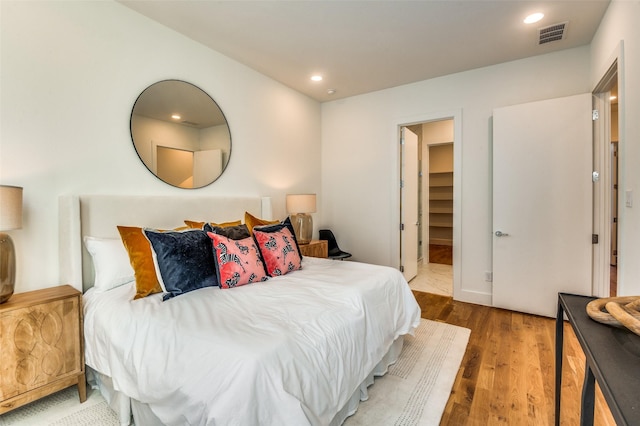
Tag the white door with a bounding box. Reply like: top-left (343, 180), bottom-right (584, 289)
top-left (401, 127), bottom-right (419, 282)
top-left (493, 93), bottom-right (592, 318)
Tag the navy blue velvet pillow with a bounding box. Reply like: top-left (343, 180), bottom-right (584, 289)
top-left (144, 229), bottom-right (217, 301)
top-left (204, 223), bottom-right (251, 240)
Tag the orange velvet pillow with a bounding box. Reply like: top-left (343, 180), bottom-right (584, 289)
top-left (117, 226), bottom-right (163, 300)
top-left (244, 212), bottom-right (279, 235)
top-left (184, 220), bottom-right (242, 229)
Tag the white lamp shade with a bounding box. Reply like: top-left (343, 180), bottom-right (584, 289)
top-left (286, 194), bottom-right (316, 214)
top-left (0, 186), bottom-right (23, 231)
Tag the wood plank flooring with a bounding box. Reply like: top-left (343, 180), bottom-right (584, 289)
top-left (412, 291), bottom-right (616, 425)
top-left (428, 244), bottom-right (453, 265)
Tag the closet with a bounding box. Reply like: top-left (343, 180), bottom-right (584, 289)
top-left (423, 120), bottom-right (453, 265)
top-left (428, 144), bottom-right (453, 263)
top-left (428, 162), bottom-right (453, 246)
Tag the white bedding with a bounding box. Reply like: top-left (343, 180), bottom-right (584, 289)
top-left (83, 257), bottom-right (421, 425)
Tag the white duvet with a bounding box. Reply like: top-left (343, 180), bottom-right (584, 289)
top-left (83, 257), bottom-right (421, 425)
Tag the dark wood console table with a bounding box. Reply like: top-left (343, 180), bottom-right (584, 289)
top-left (555, 293), bottom-right (640, 425)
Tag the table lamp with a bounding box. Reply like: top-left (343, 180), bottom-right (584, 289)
top-left (0, 185), bottom-right (23, 303)
top-left (286, 194), bottom-right (316, 245)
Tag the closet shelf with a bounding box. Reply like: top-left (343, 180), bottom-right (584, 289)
top-left (429, 168), bottom-right (453, 246)
top-left (429, 238), bottom-right (453, 246)
top-left (429, 195), bottom-right (454, 201)
top-left (428, 174), bottom-right (453, 188)
top-left (428, 207), bottom-right (453, 214)
top-left (429, 222), bottom-right (452, 228)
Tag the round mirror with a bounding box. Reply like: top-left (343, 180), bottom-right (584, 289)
top-left (130, 80), bottom-right (231, 188)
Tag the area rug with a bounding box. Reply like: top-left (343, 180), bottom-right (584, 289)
top-left (0, 386), bottom-right (119, 426)
top-left (0, 319), bottom-right (469, 426)
top-left (344, 319), bottom-right (470, 426)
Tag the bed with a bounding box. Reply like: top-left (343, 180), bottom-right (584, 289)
top-left (58, 194), bottom-right (421, 425)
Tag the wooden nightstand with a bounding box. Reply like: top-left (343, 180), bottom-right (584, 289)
top-left (299, 240), bottom-right (328, 258)
top-left (0, 285), bottom-right (86, 414)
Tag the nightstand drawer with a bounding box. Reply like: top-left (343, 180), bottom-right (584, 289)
top-left (0, 285), bottom-right (86, 413)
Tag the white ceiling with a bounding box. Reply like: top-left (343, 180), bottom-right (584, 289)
top-left (119, 0), bottom-right (610, 102)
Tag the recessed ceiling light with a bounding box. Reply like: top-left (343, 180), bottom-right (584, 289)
top-left (171, 114), bottom-right (181, 120)
top-left (524, 12), bottom-right (544, 24)
top-left (311, 75), bottom-right (323, 82)
top-left (327, 89), bottom-right (336, 95)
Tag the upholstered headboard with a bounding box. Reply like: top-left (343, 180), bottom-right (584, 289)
top-left (59, 194), bottom-right (271, 293)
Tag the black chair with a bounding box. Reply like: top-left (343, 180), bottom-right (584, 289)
top-left (319, 229), bottom-right (352, 260)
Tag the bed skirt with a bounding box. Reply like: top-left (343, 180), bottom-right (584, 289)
top-left (88, 335), bottom-right (405, 426)
top-left (329, 335), bottom-right (405, 425)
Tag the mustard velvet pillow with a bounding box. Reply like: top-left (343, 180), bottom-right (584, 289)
top-left (117, 226), bottom-right (163, 300)
top-left (244, 212), bottom-right (279, 235)
top-left (184, 220), bottom-right (242, 229)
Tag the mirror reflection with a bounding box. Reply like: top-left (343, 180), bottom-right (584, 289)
top-left (130, 80), bottom-right (231, 188)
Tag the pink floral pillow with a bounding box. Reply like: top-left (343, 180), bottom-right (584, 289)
top-left (207, 233), bottom-right (269, 288)
top-left (253, 227), bottom-right (302, 276)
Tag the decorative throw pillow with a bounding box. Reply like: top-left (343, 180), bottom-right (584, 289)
top-left (253, 217), bottom-right (302, 258)
top-left (117, 226), bottom-right (163, 300)
top-left (144, 229), bottom-right (218, 300)
top-left (208, 233), bottom-right (269, 288)
top-left (204, 223), bottom-right (251, 240)
top-left (184, 219), bottom-right (242, 230)
top-left (244, 211), bottom-right (279, 235)
top-left (253, 226), bottom-right (302, 277)
top-left (83, 236), bottom-right (135, 291)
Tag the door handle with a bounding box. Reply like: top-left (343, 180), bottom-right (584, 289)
top-left (495, 231), bottom-right (509, 237)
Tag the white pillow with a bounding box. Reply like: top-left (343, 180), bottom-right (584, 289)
top-left (84, 236), bottom-right (135, 291)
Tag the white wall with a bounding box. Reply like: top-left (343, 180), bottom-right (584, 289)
top-left (0, 0), bottom-right (321, 293)
top-left (132, 115), bottom-right (200, 172)
top-left (321, 46), bottom-right (591, 306)
top-left (200, 124), bottom-right (232, 167)
top-left (590, 0), bottom-right (640, 296)
top-left (3, 0), bottom-right (632, 305)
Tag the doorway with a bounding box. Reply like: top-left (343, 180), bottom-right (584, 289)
top-left (402, 119), bottom-right (454, 296)
top-left (426, 142), bottom-right (454, 265)
top-left (592, 58), bottom-right (620, 297)
top-left (611, 93), bottom-right (619, 296)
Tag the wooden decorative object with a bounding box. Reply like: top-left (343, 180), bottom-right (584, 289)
top-left (0, 285), bottom-right (85, 414)
top-left (586, 296), bottom-right (640, 336)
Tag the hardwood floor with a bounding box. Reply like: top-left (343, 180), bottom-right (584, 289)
top-left (429, 244), bottom-right (452, 265)
top-left (412, 291), bottom-right (616, 425)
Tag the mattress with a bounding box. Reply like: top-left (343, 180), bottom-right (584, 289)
top-left (83, 257), bottom-right (421, 425)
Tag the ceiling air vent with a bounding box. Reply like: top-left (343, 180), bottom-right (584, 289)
top-left (181, 120), bottom-right (200, 126)
top-left (538, 22), bottom-right (568, 45)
